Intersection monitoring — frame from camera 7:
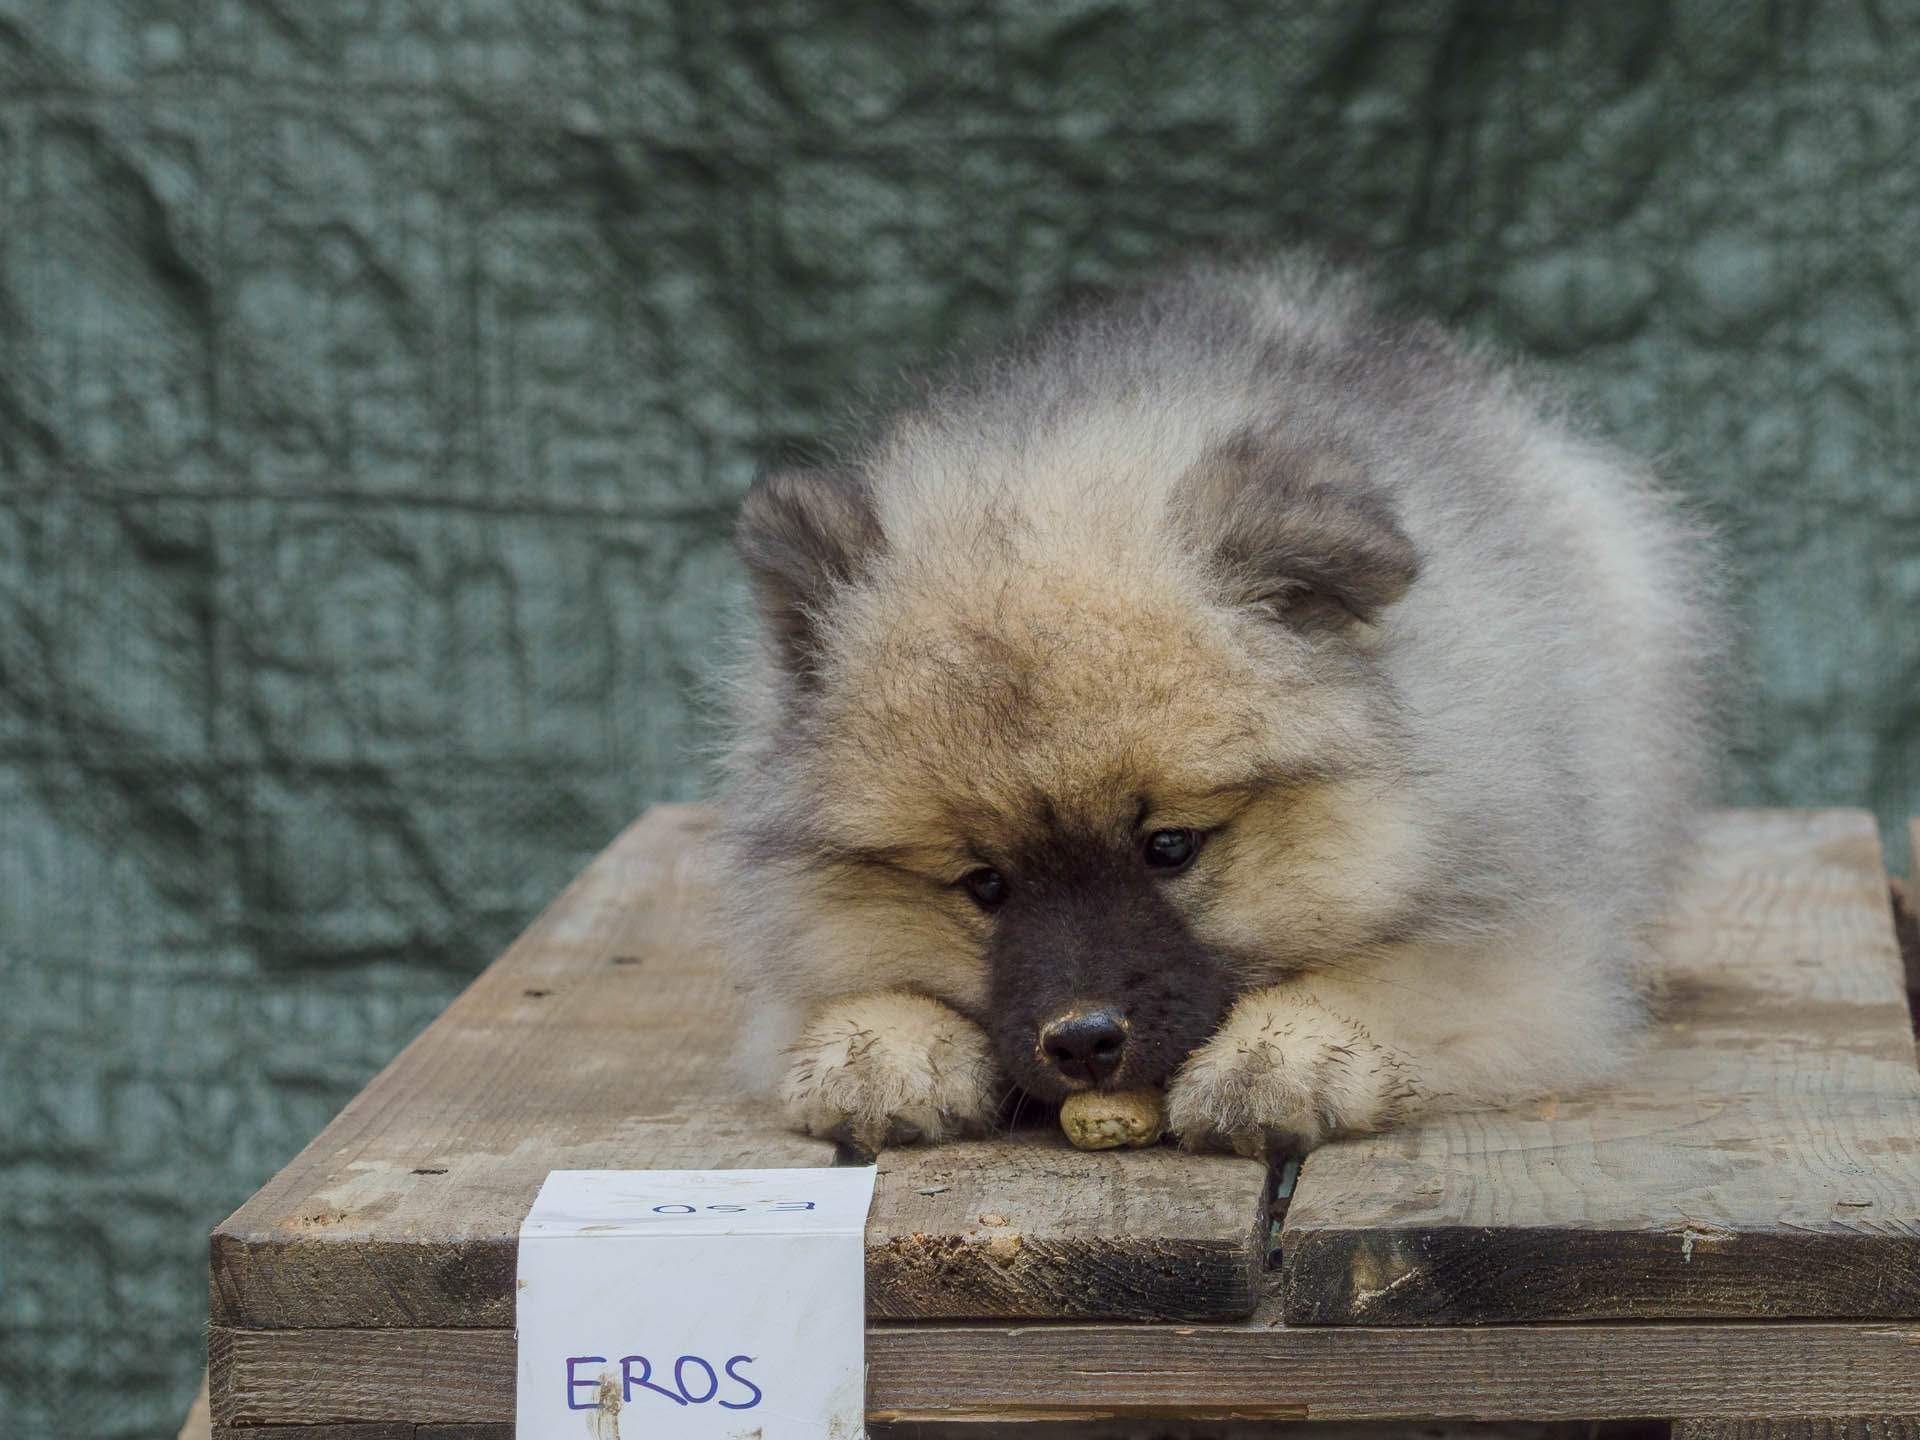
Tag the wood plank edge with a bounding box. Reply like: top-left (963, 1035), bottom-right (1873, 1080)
top-left (210, 1233), bottom-right (1263, 1329)
top-left (866, 1230), bottom-right (1265, 1323)
top-left (209, 1234), bottom-right (521, 1330)
top-left (208, 1320), bottom-right (1920, 1426)
top-left (211, 1429), bottom-right (507, 1439)
top-left (1674, 1422), bottom-right (1920, 1440)
top-left (1278, 1225), bottom-right (1920, 1325)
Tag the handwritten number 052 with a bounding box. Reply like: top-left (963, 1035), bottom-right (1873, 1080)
top-left (648, 1201), bottom-right (817, 1213)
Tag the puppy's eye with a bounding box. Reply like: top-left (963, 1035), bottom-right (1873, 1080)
top-left (961, 867), bottom-right (1009, 910)
top-left (1143, 828), bottom-right (1199, 870)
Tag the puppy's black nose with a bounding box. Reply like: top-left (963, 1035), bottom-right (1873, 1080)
top-left (1040, 1009), bottom-right (1128, 1085)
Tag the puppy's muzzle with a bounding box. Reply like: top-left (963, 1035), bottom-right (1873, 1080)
top-left (1038, 1007), bottom-right (1128, 1086)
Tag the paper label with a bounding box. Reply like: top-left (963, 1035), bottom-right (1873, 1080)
top-left (516, 1168), bottom-right (876, 1440)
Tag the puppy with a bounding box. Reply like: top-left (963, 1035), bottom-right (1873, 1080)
top-left (716, 256), bottom-right (1721, 1157)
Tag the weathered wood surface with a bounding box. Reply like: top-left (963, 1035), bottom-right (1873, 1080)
top-left (208, 1316), bottom-right (1920, 1427)
top-left (210, 804), bottom-right (1268, 1331)
top-left (1674, 1423), bottom-right (1920, 1440)
top-left (212, 1432), bottom-right (1624, 1440)
top-left (200, 1420), bottom-right (1658, 1440)
top-left (868, 1132), bottom-right (1265, 1320)
top-left (1282, 809), bottom-right (1920, 1325)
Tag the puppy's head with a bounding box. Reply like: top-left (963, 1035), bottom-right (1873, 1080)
top-left (729, 432), bottom-right (1421, 1102)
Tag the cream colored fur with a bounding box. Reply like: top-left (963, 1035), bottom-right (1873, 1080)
top-left (777, 992), bottom-right (999, 1152)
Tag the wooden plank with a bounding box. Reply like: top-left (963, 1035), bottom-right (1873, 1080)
top-left (1281, 809), bottom-right (1920, 1325)
top-left (1674, 1424), bottom-right (1920, 1440)
top-left (196, 1429), bottom-right (1657, 1440)
top-left (200, 1428), bottom-right (1645, 1440)
top-left (867, 1133), bottom-right (1265, 1320)
top-left (861, 1429), bottom-right (1660, 1440)
top-left (212, 1427), bottom-right (414, 1439)
top-left (208, 1318), bottom-right (1920, 1427)
top-left (210, 803), bottom-right (1269, 1330)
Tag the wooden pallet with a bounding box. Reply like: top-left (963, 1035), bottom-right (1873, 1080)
top-left (202, 808), bottom-right (1920, 1436)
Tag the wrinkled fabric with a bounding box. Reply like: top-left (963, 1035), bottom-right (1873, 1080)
top-left (2, 2), bottom-right (1917, 1434)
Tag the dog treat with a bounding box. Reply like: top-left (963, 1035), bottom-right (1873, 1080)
top-left (1060, 1089), bottom-right (1166, 1150)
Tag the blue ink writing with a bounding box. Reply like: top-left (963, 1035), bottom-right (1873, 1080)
top-left (577, 1353), bottom-right (761, 1410)
top-left (566, 1356), bottom-right (607, 1410)
top-left (620, 1355), bottom-right (686, 1406)
top-left (721, 1355), bottom-right (763, 1410)
top-left (636, 1199), bottom-right (819, 1213)
top-left (675, 1356), bottom-right (719, 1403)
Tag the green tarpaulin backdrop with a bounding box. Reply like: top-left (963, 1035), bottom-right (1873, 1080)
top-left (3, 2), bottom-right (1917, 1434)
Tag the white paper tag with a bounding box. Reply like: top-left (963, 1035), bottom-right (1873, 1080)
top-left (516, 1168), bottom-right (877, 1440)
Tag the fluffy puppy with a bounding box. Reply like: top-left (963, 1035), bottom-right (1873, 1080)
top-left (717, 257), bottom-right (1721, 1158)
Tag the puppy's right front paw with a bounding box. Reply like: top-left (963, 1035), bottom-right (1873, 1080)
top-left (778, 993), bottom-right (1000, 1154)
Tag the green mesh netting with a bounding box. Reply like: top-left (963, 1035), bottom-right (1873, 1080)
top-left (3, 3), bottom-right (1917, 1434)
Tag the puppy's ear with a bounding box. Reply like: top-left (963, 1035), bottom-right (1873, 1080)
top-left (736, 467), bottom-right (884, 678)
top-left (1174, 435), bottom-right (1418, 629)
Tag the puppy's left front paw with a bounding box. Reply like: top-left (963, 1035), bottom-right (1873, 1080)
top-left (778, 992), bottom-right (1001, 1155)
top-left (1167, 991), bottom-right (1412, 1158)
